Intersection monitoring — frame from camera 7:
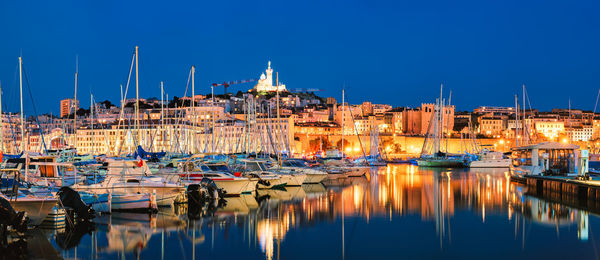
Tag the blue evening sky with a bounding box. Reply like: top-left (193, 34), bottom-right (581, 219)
top-left (0, 0), bottom-right (599, 115)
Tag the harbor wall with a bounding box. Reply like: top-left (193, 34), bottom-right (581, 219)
top-left (293, 134), bottom-right (502, 157)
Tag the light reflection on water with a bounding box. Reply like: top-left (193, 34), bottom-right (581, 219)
top-left (25, 165), bottom-right (599, 259)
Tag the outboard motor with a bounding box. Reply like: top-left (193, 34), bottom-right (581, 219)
top-left (57, 187), bottom-right (95, 220)
top-left (186, 184), bottom-right (207, 204)
top-left (0, 196), bottom-right (28, 233)
top-left (200, 178), bottom-right (226, 199)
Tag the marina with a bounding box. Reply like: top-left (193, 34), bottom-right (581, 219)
top-left (4, 164), bottom-right (599, 259)
top-left (1, 1), bottom-right (599, 259)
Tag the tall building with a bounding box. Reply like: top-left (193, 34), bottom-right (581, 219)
top-left (253, 61), bottom-right (287, 92)
top-left (60, 98), bottom-right (79, 118)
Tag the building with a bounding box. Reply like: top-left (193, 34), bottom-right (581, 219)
top-left (361, 102), bottom-right (373, 116)
top-left (253, 61), bottom-right (287, 92)
top-left (326, 97), bottom-right (337, 105)
top-left (473, 106), bottom-right (515, 115)
top-left (420, 103), bottom-right (454, 135)
top-left (402, 108), bottom-right (422, 135)
top-left (535, 121), bottom-right (565, 140)
top-left (478, 116), bottom-right (507, 137)
top-left (567, 126), bottom-right (593, 142)
top-left (60, 98), bottom-right (79, 118)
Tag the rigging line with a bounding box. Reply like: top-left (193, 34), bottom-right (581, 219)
top-left (21, 66), bottom-right (48, 154)
top-left (344, 92), bottom-right (369, 162)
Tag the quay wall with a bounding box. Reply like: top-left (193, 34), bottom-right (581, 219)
top-left (293, 134), bottom-right (502, 157)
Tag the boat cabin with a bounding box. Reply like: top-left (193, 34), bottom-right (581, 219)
top-left (511, 142), bottom-right (579, 176)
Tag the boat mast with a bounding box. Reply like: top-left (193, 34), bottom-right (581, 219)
top-left (341, 88), bottom-right (345, 159)
top-left (0, 81), bottom-right (3, 152)
top-left (276, 72), bottom-right (282, 162)
top-left (191, 65), bottom-right (196, 153)
top-left (161, 81), bottom-right (164, 152)
top-left (135, 46), bottom-right (140, 148)
top-left (74, 57), bottom-right (78, 151)
top-left (522, 84), bottom-right (526, 144)
top-left (19, 57), bottom-right (25, 153)
top-left (515, 94), bottom-right (519, 146)
top-left (446, 90), bottom-right (451, 154)
top-left (91, 93), bottom-right (94, 155)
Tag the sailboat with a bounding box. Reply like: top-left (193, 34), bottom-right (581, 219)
top-left (416, 85), bottom-right (467, 168)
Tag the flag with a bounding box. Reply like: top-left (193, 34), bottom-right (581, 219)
top-left (137, 155), bottom-right (144, 167)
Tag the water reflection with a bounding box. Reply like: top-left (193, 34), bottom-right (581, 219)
top-left (29, 165), bottom-right (599, 259)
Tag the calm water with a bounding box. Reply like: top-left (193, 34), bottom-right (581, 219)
top-left (18, 165), bottom-right (600, 259)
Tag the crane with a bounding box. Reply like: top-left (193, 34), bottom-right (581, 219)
top-left (211, 78), bottom-right (259, 95)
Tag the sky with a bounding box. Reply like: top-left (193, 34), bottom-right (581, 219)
top-left (0, 0), bottom-right (599, 115)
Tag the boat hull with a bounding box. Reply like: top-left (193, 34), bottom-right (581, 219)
top-left (213, 179), bottom-right (258, 196)
top-left (73, 186), bottom-right (183, 207)
top-left (10, 198), bottom-right (58, 226)
top-left (470, 159), bottom-right (511, 168)
top-left (416, 159), bottom-right (466, 168)
top-left (111, 193), bottom-right (157, 212)
top-left (303, 173), bottom-right (328, 184)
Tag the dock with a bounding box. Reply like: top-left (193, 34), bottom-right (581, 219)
top-left (512, 174), bottom-right (600, 212)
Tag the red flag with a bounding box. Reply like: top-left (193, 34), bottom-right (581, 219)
top-left (137, 155), bottom-right (144, 167)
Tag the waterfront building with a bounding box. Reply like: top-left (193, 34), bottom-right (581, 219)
top-left (60, 98), bottom-right (79, 118)
top-left (567, 125), bottom-right (593, 142)
top-left (473, 106), bottom-right (515, 115)
top-left (477, 115), bottom-right (507, 137)
top-left (402, 107), bottom-right (422, 135)
top-left (420, 103), bottom-right (454, 135)
top-left (534, 121), bottom-right (565, 140)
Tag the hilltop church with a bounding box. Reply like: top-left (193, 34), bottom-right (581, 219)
top-left (253, 61), bottom-right (287, 92)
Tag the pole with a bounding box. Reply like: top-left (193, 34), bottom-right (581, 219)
top-left (341, 88), bottom-right (345, 159)
top-left (91, 93), bottom-right (94, 155)
top-left (135, 46), bottom-right (140, 147)
top-left (0, 81), bottom-right (3, 152)
top-left (515, 95), bottom-right (519, 146)
top-left (191, 65), bottom-right (196, 153)
top-left (19, 57), bottom-right (24, 153)
top-left (74, 56), bottom-right (78, 151)
top-left (522, 84), bottom-right (526, 144)
top-left (161, 81), bottom-right (165, 152)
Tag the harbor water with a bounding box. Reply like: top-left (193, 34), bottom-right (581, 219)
top-left (18, 164), bottom-right (600, 259)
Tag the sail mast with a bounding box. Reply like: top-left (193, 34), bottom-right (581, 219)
top-left (135, 46), bottom-right (140, 147)
top-left (0, 81), bottom-right (3, 152)
top-left (161, 81), bottom-right (165, 152)
top-left (74, 57), bottom-right (78, 151)
top-left (91, 93), bottom-right (94, 154)
top-left (191, 65), bottom-right (196, 153)
top-left (522, 84), bottom-right (526, 144)
top-left (19, 57), bottom-right (25, 153)
top-left (341, 88), bottom-right (345, 159)
top-left (276, 72), bottom-right (282, 162)
top-left (515, 94), bottom-right (519, 146)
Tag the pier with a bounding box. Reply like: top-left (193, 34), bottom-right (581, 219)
top-left (513, 175), bottom-right (600, 213)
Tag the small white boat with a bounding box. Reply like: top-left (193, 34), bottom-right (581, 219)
top-left (178, 162), bottom-right (258, 195)
top-left (470, 151), bottom-right (511, 168)
top-left (2, 193), bottom-right (58, 226)
top-left (323, 159), bottom-right (369, 178)
top-left (235, 160), bottom-right (287, 189)
top-left (72, 159), bottom-right (184, 207)
top-left (278, 160), bottom-right (328, 184)
top-left (111, 193), bottom-right (157, 212)
top-left (80, 192), bottom-right (112, 213)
